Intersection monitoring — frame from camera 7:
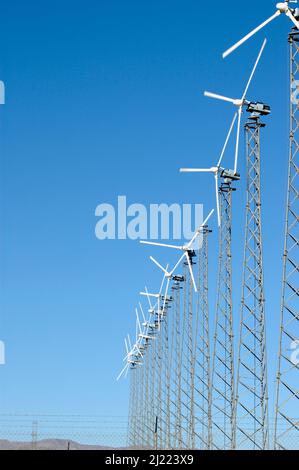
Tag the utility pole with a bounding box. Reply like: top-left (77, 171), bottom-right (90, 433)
top-left (275, 30), bottom-right (299, 450)
top-left (236, 103), bottom-right (270, 450)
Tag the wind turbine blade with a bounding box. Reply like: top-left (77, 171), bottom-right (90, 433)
top-left (242, 38), bottom-right (267, 101)
top-left (124, 338), bottom-right (129, 355)
top-left (150, 256), bottom-right (169, 276)
top-left (234, 107), bottom-right (242, 175)
top-left (139, 302), bottom-right (146, 323)
top-left (204, 91), bottom-right (236, 104)
top-left (117, 363), bottom-right (129, 381)
top-left (185, 252), bottom-right (197, 293)
top-left (170, 253), bottom-right (186, 276)
top-left (215, 173), bottom-right (221, 228)
top-left (140, 292), bottom-right (159, 298)
top-left (135, 308), bottom-right (142, 335)
top-left (217, 112), bottom-right (238, 168)
top-left (135, 343), bottom-right (143, 358)
top-left (157, 296), bottom-right (161, 330)
top-left (158, 264), bottom-right (168, 297)
top-left (127, 334), bottom-right (132, 351)
top-left (144, 286), bottom-right (153, 309)
top-left (286, 9), bottom-right (299, 30)
top-left (223, 11), bottom-right (280, 58)
top-left (180, 168), bottom-right (215, 173)
top-left (186, 209), bottom-right (215, 250)
top-left (202, 208), bottom-right (215, 228)
top-left (161, 278), bottom-right (170, 317)
top-left (124, 364), bottom-right (130, 379)
top-left (140, 240), bottom-right (182, 250)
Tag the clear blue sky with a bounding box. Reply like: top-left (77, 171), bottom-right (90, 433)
top-left (0, 0), bottom-right (293, 420)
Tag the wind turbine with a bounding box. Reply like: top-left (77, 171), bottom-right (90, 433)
top-left (180, 113), bottom-right (238, 227)
top-left (117, 333), bottom-right (143, 381)
top-left (223, 1), bottom-right (299, 58)
top-left (140, 209), bottom-right (214, 293)
top-left (204, 39), bottom-right (267, 176)
top-left (140, 268), bottom-right (168, 329)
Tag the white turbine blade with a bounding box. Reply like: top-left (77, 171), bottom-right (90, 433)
top-left (286, 9), bottom-right (299, 29)
top-left (135, 308), bottom-right (142, 334)
top-left (202, 208), bottom-right (215, 228)
top-left (127, 334), bottom-right (132, 351)
top-left (140, 292), bottom-right (159, 298)
top-left (157, 296), bottom-right (161, 330)
top-left (234, 107), bottom-right (242, 175)
top-left (217, 112), bottom-right (238, 168)
top-left (144, 286), bottom-right (153, 309)
top-left (117, 363), bottom-right (129, 381)
top-left (124, 364), bottom-right (130, 378)
top-left (170, 253), bottom-right (186, 276)
top-left (150, 256), bottom-right (169, 276)
top-left (186, 209), bottom-right (215, 250)
top-left (223, 10), bottom-right (280, 58)
top-left (135, 343), bottom-right (143, 358)
top-left (242, 38), bottom-right (267, 101)
top-left (185, 252), bottom-right (197, 293)
top-left (161, 278), bottom-right (170, 316)
top-left (139, 302), bottom-right (146, 323)
top-left (180, 168), bottom-right (215, 173)
top-left (215, 173), bottom-right (221, 227)
top-left (140, 240), bottom-right (182, 250)
top-left (124, 338), bottom-right (129, 355)
top-left (158, 264), bottom-right (168, 297)
top-left (204, 91), bottom-right (236, 104)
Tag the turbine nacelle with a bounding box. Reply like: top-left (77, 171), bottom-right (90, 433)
top-left (221, 169), bottom-right (241, 181)
top-left (139, 334), bottom-right (155, 341)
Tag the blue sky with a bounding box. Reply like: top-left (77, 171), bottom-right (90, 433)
top-left (0, 0), bottom-right (294, 421)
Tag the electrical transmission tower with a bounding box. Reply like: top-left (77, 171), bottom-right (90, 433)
top-left (211, 178), bottom-right (237, 450)
top-left (275, 30), bottom-right (299, 450)
top-left (236, 106), bottom-right (270, 450)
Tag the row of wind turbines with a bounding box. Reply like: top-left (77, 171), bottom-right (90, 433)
top-left (118, 1), bottom-right (299, 450)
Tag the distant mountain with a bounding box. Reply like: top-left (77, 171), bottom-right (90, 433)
top-left (0, 439), bottom-right (115, 450)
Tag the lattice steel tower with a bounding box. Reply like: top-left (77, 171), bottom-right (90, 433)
top-left (211, 176), bottom-right (238, 450)
top-left (275, 30), bottom-right (299, 450)
top-left (236, 104), bottom-right (270, 450)
top-left (194, 226), bottom-right (212, 449)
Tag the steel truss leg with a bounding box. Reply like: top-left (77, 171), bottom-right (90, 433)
top-left (274, 31), bottom-right (299, 450)
top-left (194, 227), bottom-right (212, 450)
top-left (211, 182), bottom-right (235, 450)
top-left (236, 116), bottom-right (269, 450)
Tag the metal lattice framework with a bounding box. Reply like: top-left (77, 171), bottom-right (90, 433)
top-left (211, 181), bottom-right (236, 450)
top-left (274, 31), bottom-right (299, 450)
top-left (126, 226), bottom-right (213, 450)
top-left (194, 227), bottom-right (212, 449)
top-left (235, 115), bottom-right (269, 450)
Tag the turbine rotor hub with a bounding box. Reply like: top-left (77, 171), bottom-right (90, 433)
top-left (276, 2), bottom-right (289, 12)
